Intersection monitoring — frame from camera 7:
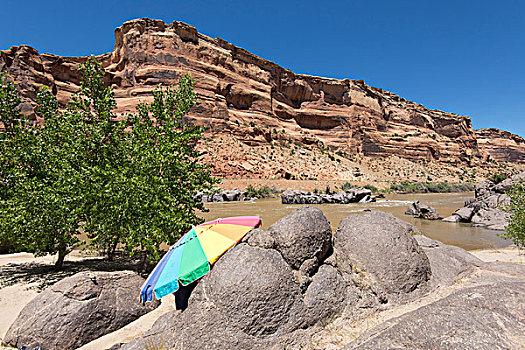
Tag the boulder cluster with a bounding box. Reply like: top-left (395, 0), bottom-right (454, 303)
top-left (4, 206), bottom-right (525, 349)
top-left (193, 188), bottom-right (255, 202)
top-left (443, 172), bottom-right (524, 230)
top-left (116, 208), bottom-right (431, 350)
top-left (281, 188), bottom-right (376, 204)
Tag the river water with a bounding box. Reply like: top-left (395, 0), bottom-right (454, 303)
top-left (201, 192), bottom-right (511, 251)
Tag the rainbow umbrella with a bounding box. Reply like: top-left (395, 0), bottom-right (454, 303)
top-left (140, 216), bottom-right (261, 302)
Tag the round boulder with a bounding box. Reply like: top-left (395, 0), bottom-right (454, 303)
top-left (194, 244), bottom-right (307, 336)
top-left (267, 206), bottom-right (332, 269)
top-left (334, 211), bottom-right (431, 301)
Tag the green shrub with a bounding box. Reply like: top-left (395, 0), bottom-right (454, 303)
top-left (341, 182), bottom-right (356, 191)
top-left (389, 181), bottom-right (475, 193)
top-left (500, 180), bottom-right (525, 251)
top-left (363, 184), bottom-right (379, 193)
top-left (245, 185), bottom-right (278, 198)
top-left (489, 173), bottom-right (508, 184)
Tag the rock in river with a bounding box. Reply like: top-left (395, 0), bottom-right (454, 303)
top-left (281, 188), bottom-right (376, 204)
top-left (405, 201), bottom-right (441, 220)
top-left (443, 172), bottom-right (524, 230)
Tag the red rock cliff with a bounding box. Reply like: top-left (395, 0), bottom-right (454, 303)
top-left (1, 18), bottom-right (523, 165)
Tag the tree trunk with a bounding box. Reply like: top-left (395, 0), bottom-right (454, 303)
top-left (107, 239), bottom-right (119, 261)
top-left (55, 248), bottom-right (66, 270)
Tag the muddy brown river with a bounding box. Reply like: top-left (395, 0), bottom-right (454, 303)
top-left (201, 192), bottom-right (511, 251)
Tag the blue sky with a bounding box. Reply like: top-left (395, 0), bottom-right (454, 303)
top-left (1, 0), bottom-right (524, 136)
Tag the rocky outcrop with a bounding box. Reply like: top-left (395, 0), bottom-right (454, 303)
top-left (405, 201), bottom-right (441, 220)
top-left (3, 271), bottom-right (159, 350)
top-left (347, 281), bottom-right (525, 349)
top-left (281, 188), bottom-right (376, 204)
top-left (4, 17), bottom-right (521, 174)
top-left (443, 172), bottom-right (524, 230)
top-left (414, 235), bottom-right (483, 287)
top-left (193, 188), bottom-right (254, 202)
top-left (476, 128), bottom-right (525, 163)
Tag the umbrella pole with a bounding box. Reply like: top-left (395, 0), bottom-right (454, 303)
top-left (174, 282), bottom-right (197, 310)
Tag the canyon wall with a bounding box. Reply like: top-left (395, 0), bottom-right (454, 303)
top-left (1, 18), bottom-right (523, 166)
top-left (475, 128), bottom-right (525, 163)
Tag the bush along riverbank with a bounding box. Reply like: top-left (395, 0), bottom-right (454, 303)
top-left (389, 181), bottom-right (475, 194)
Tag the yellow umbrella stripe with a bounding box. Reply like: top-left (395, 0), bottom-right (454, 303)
top-left (197, 223), bottom-right (254, 242)
top-left (194, 226), bottom-right (237, 264)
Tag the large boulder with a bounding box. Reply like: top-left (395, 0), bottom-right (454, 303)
top-left (347, 281), bottom-right (525, 349)
top-left (268, 206), bottom-right (332, 269)
top-left (121, 244), bottom-right (312, 350)
top-left (3, 271), bottom-right (158, 350)
top-left (191, 244), bottom-right (307, 336)
top-left (334, 211), bottom-right (431, 302)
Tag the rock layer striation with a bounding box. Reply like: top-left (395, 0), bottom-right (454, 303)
top-left (2, 17), bottom-right (524, 175)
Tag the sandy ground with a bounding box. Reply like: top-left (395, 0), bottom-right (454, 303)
top-left (0, 246), bottom-right (523, 349)
top-left (470, 246), bottom-right (525, 264)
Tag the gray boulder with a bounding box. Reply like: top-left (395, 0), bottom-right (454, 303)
top-left (280, 188), bottom-right (376, 204)
top-left (304, 265), bottom-right (347, 324)
top-left (194, 188), bottom-right (249, 202)
top-left (3, 271), bottom-right (159, 350)
top-left (453, 206), bottom-right (476, 221)
top-left (268, 206), bottom-right (332, 269)
top-left (242, 227), bottom-right (276, 249)
top-left (405, 201), bottom-right (441, 220)
top-left (121, 244), bottom-right (311, 350)
top-left (334, 211), bottom-right (431, 302)
top-left (191, 244), bottom-right (307, 336)
top-left (347, 281), bottom-right (525, 350)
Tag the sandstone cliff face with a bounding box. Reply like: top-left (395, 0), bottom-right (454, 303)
top-left (1, 18), bottom-right (523, 170)
top-left (476, 128), bottom-right (525, 163)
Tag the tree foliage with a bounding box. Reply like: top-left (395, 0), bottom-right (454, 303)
top-left (0, 76), bottom-right (85, 268)
top-left (0, 58), bottom-right (218, 268)
top-left (501, 181), bottom-right (525, 252)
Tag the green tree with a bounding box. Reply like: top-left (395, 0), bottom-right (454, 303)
top-left (0, 58), bottom-right (218, 268)
top-left (82, 60), bottom-right (218, 262)
top-left (0, 76), bottom-right (85, 268)
top-left (501, 180), bottom-right (525, 252)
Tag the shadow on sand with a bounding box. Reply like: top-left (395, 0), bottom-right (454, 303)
top-left (0, 252), bottom-right (155, 291)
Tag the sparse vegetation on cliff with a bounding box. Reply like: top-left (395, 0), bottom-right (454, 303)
top-left (488, 173), bottom-right (508, 184)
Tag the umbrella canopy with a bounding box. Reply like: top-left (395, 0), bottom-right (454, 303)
top-left (140, 216), bottom-right (261, 302)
